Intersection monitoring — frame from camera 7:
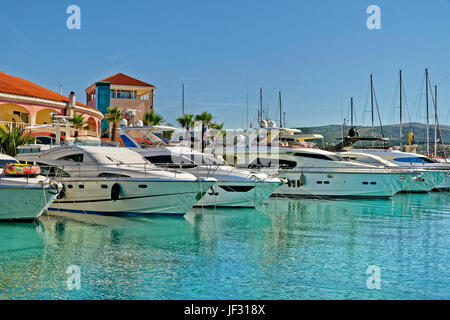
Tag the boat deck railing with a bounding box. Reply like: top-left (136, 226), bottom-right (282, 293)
top-left (241, 164), bottom-right (449, 174)
top-left (12, 162), bottom-right (226, 181)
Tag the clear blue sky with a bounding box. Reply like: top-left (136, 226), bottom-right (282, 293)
top-left (1, 0), bottom-right (450, 128)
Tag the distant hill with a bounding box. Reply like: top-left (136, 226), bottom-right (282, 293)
top-left (297, 122), bottom-right (450, 148)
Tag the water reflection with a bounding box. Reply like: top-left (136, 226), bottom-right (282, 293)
top-left (0, 193), bottom-right (449, 299)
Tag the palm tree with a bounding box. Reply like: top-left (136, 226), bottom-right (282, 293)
top-left (209, 122), bottom-right (224, 131)
top-left (143, 110), bottom-right (164, 126)
top-left (162, 123), bottom-right (175, 140)
top-left (194, 111), bottom-right (213, 152)
top-left (104, 107), bottom-right (123, 141)
top-left (176, 113), bottom-right (194, 132)
top-left (69, 113), bottom-right (89, 138)
top-left (0, 124), bottom-right (34, 157)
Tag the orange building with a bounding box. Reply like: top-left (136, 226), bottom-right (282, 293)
top-left (0, 71), bottom-right (103, 138)
top-left (85, 73), bottom-right (155, 126)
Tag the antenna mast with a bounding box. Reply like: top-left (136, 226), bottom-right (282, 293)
top-left (350, 97), bottom-right (354, 127)
top-left (259, 88), bottom-right (263, 123)
top-left (279, 91), bottom-right (282, 128)
top-left (399, 70), bottom-right (403, 149)
top-left (370, 74), bottom-right (374, 136)
top-left (182, 83), bottom-right (185, 115)
top-left (434, 84), bottom-right (438, 159)
top-left (425, 68), bottom-right (430, 156)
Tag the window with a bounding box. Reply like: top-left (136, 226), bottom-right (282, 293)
top-left (37, 164), bottom-right (70, 177)
top-left (35, 137), bottom-right (54, 145)
top-left (219, 185), bottom-right (255, 192)
top-left (394, 157), bottom-right (436, 164)
top-left (114, 90), bottom-right (137, 99)
top-left (57, 154), bottom-right (84, 163)
top-left (0, 159), bottom-right (16, 168)
top-left (98, 173), bottom-right (131, 178)
top-left (294, 152), bottom-right (347, 162)
top-left (145, 155), bottom-right (197, 168)
top-left (18, 148), bottom-right (41, 154)
top-left (145, 155), bottom-right (175, 164)
top-left (248, 158), bottom-right (297, 169)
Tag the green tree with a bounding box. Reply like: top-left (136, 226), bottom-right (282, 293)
top-left (143, 110), bottom-right (164, 126)
top-left (104, 107), bottom-right (123, 141)
top-left (70, 112), bottom-right (89, 138)
top-left (176, 113), bottom-right (194, 132)
top-left (209, 122), bottom-right (224, 131)
top-left (195, 111), bottom-right (213, 152)
top-left (0, 124), bottom-right (34, 157)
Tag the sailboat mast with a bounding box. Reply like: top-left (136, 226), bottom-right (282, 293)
top-left (434, 84), bottom-right (438, 159)
top-left (399, 70), bottom-right (403, 149)
top-left (370, 74), bottom-right (374, 136)
top-left (425, 68), bottom-right (430, 156)
top-left (182, 83), bottom-right (185, 115)
top-left (259, 88), bottom-right (263, 123)
top-left (246, 87), bottom-right (249, 129)
top-left (279, 91), bottom-right (282, 128)
top-left (350, 97), bottom-right (354, 127)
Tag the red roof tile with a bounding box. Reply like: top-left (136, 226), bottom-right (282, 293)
top-left (101, 73), bottom-right (155, 87)
top-left (0, 71), bottom-right (98, 112)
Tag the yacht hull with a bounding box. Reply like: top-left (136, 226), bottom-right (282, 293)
top-left (0, 184), bottom-right (59, 221)
top-left (271, 170), bottom-right (414, 198)
top-left (401, 171), bottom-right (449, 193)
top-left (432, 174), bottom-right (450, 191)
top-left (196, 180), bottom-right (282, 207)
top-left (48, 179), bottom-right (213, 216)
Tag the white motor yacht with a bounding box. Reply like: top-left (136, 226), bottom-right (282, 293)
top-left (217, 146), bottom-right (420, 198)
top-left (212, 125), bottom-right (420, 198)
top-left (342, 149), bottom-right (449, 192)
top-left (118, 126), bottom-right (283, 207)
top-left (16, 145), bottom-right (215, 216)
top-left (0, 153), bottom-right (61, 221)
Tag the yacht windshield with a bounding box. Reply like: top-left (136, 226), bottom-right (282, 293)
top-left (0, 159), bottom-right (17, 167)
top-left (294, 152), bottom-right (347, 161)
top-left (394, 157), bottom-right (437, 164)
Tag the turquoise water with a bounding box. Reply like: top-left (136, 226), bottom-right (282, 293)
top-left (0, 193), bottom-right (449, 300)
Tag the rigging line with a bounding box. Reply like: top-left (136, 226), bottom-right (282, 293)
top-left (412, 73), bottom-right (425, 125)
top-left (389, 75), bottom-right (399, 126)
top-left (362, 80), bottom-right (370, 126)
top-left (401, 75), bottom-right (412, 123)
top-left (428, 83), bottom-right (447, 154)
top-left (446, 105), bottom-right (450, 124)
top-left (388, 76), bottom-right (400, 124)
top-left (372, 85), bottom-right (385, 137)
top-left (438, 73), bottom-right (450, 86)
